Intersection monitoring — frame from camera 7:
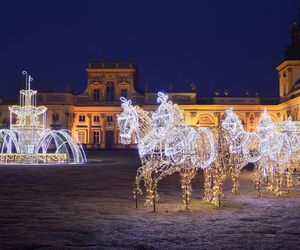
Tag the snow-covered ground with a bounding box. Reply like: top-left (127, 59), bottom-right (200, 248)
top-left (0, 151), bottom-right (299, 249)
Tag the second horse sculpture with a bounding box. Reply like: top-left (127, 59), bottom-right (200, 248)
top-left (118, 92), bottom-right (216, 211)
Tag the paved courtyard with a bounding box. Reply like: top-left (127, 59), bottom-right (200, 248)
top-left (0, 151), bottom-right (299, 249)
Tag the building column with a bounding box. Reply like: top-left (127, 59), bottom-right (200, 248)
top-left (65, 112), bottom-right (70, 130)
top-left (87, 113), bottom-right (92, 144)
top-left (100, 114), bottom-right (106, 148)
top-left (184, 111), bottom-right (192, 125)
top-left (287, 68), bottom-right (293, 94)
top-left (245, 112), bottom-right (250, 131)
top-left (213, 112), bottom-right (221, 127)
top-left (114, 114), bottom-right (118, 145)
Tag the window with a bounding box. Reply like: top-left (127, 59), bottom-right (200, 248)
top-left (120, 89), bottom-right (127, 98)
top-left (78, 131), bottom-right (86, 144)
top-left (52, 113), bottom-right (59, 122)
top-left (94, 116), bottom-right (100, 122)
top-left (106, 81), bottom-right (115, 101)
top-left (107, 116), bottom-right (113, 122)
top-left (93, 89), bottom-right (100, 101)
top-left (93, 131), bottom-right (100, 144)
top-left (79, 115), bottom-right (85, 122)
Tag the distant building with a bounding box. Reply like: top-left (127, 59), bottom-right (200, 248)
top-left (1, 14), bottom-right (300, 149)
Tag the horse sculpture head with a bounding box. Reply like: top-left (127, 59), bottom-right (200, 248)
top-left (221, 108), bottom-right (248, 154)
top-left (117, 97), bottom-right (138, 144)
top-left (257, 108), bottom-right (274, 141)
top-left (152, 92), bottom-right (184, 136)
top-left (221, 108), bottom-right (243, 134)
top-left (283, 116), bottom-right (300, 153)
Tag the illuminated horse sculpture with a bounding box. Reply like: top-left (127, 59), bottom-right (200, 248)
top-left (220, 108), bottom-right (296, 197)
top-left (218, 108), bottom-right (249, 195)
top-left (151, 92), bottom-right (216, 210)
top-left (204, 108), bottom-right (261, 203)
top-left (117, 97), bottom-right (162, 209)
top-left (254, 109), bottom-right (292, 196)
top-left (279, 117), bottom-right (300, 192)
top-left (118, 93), bottom-right (216, 211)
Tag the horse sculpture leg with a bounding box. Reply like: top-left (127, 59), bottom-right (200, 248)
top-left (286, 165), bottom-right (293, 194)
top-left (203, 168), bottom-right (213, 202)
top-left (253, 163), bottom-right (263, 197)
top-left (231, 166), bottom-right (240, 195)
top-left (133, 183), bottom-right (139, 209)
top-left (212, 161), bottom-right (225, 207)
top-left (275, 168), bottom-right (282, 197)
top-left (180, 167), bottom-right (197, 211)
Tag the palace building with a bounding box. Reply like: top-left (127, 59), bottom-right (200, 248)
top-left (1, 16), bottom-right (300, 149)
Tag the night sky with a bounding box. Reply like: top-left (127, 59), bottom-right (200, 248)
top-left (0, 1), bottom-right (299, 98)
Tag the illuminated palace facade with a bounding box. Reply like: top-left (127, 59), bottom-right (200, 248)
top-left (1, 19), bottom-right (300, 149)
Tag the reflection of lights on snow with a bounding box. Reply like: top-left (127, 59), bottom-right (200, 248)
top-left (0, 71), bottom-right (86, 164)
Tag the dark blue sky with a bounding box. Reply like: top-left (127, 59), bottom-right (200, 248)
top-left (0, 0), bottom-right (299, 98)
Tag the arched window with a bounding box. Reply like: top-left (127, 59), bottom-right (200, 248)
top-left (120, 88), bottom-right (128, 98)
top-left (106, 81), bottom-right (115, 101)
top-left (93, 89), bottom-right (100, 101)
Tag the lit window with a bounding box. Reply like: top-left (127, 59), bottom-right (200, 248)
top-left (78, 131), bottom-right (86, 144)
top-left (94, 116), bottom-right (100, 122)
top-left (79, 115), bottom-right (85, 122)
top-left (52, 113), bottom-right (59, 122)
top-left (93, 131), bottom-right (100, 144)
top-left (106, 81), bottom-right (115, 101)
top-left (93, 89), bottom-right (100, 101)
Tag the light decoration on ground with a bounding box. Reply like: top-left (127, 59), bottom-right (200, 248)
top-left (219, 108), bottom-right (300, 198)
top-left (118, 92), bottom-right (215, 211)
top-left (0, 71), bottom-right (86, 164)
top-left (203, 109), bottom-right (254, 206)
top-left (253, 109), bottom-right (293, 196)
top-left (119, 97), bottom-right (300, 211)
top-left (220, 108), bottom-right (248, 195)
top-left (204, 108), bottom-right (300, 205)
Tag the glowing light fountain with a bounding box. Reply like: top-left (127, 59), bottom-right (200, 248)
top-left (0, 71), bottom-right (86, 164)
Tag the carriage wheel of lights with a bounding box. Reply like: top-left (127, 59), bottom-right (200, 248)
top-left (0, 71), bottom-right (86, 164)
top-left (118, 92), bottom-right (216, 211)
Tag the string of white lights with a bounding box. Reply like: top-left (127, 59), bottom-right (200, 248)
top-left (118, 93), bottom-right (300, 211)
top-left (118, 92), bottom-right (216, 210)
